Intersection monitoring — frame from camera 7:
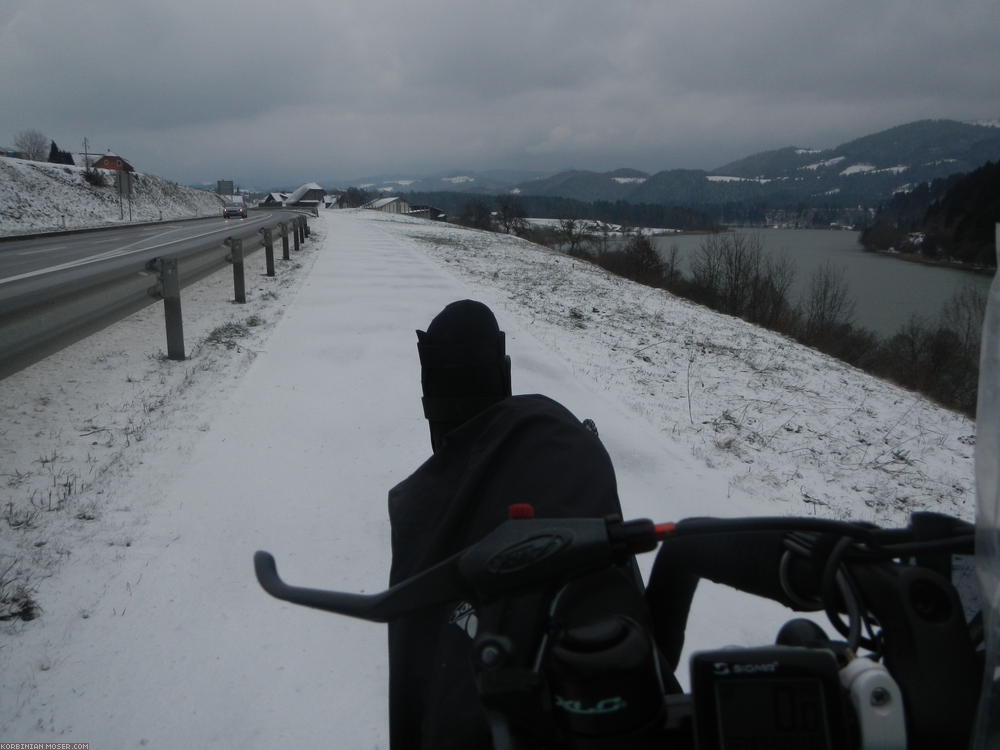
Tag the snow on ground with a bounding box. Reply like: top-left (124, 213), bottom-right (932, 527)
top-left (0, 209), bottom-right (977, 747)
top-left (706, 175), bottom-right (771, 184)
top-left (801, 156), bottom-right (847, 170)
top-left (840, 163), bottom-right (877, 176)
top-left (0, 157), bottom-right (225, 236)
top-left (523, 217), bottom-right (680, 235)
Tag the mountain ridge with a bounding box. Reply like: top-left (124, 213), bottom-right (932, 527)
top-left (515, 120), bottom-right (1000, 209)
top-left (338, 119), bottom-right (1000, 214)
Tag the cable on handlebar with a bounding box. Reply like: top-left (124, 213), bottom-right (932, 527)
top-left (821, 537), bottom-right (870, 651)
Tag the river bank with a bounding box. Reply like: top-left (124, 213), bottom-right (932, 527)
top-left (860, 245), bottom-right (996, 276)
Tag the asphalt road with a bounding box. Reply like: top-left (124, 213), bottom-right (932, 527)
top-left (0, 214), bottom-right (276, 283)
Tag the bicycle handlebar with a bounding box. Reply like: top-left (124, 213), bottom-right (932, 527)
top-left (254, 511), bottom-right (973, 623)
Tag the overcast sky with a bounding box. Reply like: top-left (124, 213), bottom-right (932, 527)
top-left (2, 0), bottom-right (998, 189)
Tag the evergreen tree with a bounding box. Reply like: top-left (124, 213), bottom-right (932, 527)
top-left (342, 187), bottom-right (372, 208)
top-left (47, 140), bottom-right (75, 165)
top-left (460, 200), bottom-right (493, 230)
top-left (922, 160), bottom-right (1000, 266)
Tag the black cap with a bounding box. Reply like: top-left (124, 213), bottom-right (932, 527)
top-left (417, 300), bottom-right (512, 452)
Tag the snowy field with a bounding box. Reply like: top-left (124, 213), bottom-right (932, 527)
top-left (524, 216), bottom-right (681, 235)
top-left (0, 209), bottom-right (977, 747)
top-left (0, 157), bottom-right (225, 235)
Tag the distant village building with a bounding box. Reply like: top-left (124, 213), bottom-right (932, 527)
top-left (362, 196), bottom-right (411, 214)
top-left (260, 192), bottom-right (289, 207)
top-left (407, 204), bottom-right (446, 220)
top-left (92, 151), bottom-right (134, 172)
top-left (285, 182), bottom-right (326, 207)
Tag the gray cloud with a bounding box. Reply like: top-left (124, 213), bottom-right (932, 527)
top-left (2, 0), bottom-right (998, 187)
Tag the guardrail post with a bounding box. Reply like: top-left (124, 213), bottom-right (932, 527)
top-left (293, 221), bottom-right (301, 252)
top-left (280, 222), bottom-right (290, 260)
top-left (226, 237), bottom-right (246, 303)
top-left (148, 257), bottom-right (185, 360)
top-left (261, 227), bottom-right (275, 277)
top-left (303, 218), bottom-right (311, 238)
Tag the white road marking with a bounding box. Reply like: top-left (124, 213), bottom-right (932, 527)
top-left (1, 217), bottom-right (274, 285)
top-left (17, 245), bottom-right (67, 255)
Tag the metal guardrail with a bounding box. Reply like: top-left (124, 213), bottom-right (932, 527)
top-left (0, 210), bottom-right (314, 380)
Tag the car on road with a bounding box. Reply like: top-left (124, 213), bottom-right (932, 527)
top-left (223, 205), bottom-right (247, 218)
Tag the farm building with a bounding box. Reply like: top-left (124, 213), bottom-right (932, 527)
top-left (285, 182), bottom-right (326, 207)
top-left (407, 204), bottom-right (446, 220)
top-left (260, 192), bottom-right (289, 207)
top-left (362, 196), bottom-right (411, 214)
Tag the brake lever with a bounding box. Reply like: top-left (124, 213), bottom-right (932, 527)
top-left (255, 516), bottom-right (659, 622)
top-left (254, 549), bottom-right (472, 622)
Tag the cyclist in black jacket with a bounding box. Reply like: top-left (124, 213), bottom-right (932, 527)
top-left (386, 300), bottom-right (651, 749)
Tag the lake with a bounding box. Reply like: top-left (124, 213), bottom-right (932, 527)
top-left (647, 228), bottom-right (994, 337)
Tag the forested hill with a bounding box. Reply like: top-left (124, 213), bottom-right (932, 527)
top-left (861, 160), bottom-right (1000, 267)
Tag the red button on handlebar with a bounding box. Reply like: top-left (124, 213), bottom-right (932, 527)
top-left (654, 522), bottom-right (677, 539)
top-left (508, 503), bottom-right (535, 520)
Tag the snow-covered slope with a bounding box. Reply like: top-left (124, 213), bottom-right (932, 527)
top-left (0, 209), bottom-right (977, 746)
top-left (0, 157), bottom-right (225, 236)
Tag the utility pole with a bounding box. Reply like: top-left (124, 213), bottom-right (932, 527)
top-left (82, 137), bottom-right (92, 173)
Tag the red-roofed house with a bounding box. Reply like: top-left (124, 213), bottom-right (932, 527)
top-left (93, 152), bottom-right (135, 172)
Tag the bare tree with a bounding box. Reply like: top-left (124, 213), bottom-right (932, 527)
top-left (14, 129), bottom-right (50, 161)
top-left (662, 243), bottom-right (682, 284)
top-left (746, 253), bottom-right (798, 331)
top-left (691, 233), bottom-right (766, 316)
top-left (940, 282), bottom-right (987, 356)
top-left (690, 235), bottom-right (724, 304)
top-left (595, 222), bottom-right (613, 256)
top-left (558, 219), bottom-right (590, 257)
top-left (690, 232), bottom-right (799, 330)
top-left (495, 194), bottom-right (527, 235)
top-left (801, 262), bottom-right (856, 343)
top-left (719, 233), bottom-right (763, 315)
